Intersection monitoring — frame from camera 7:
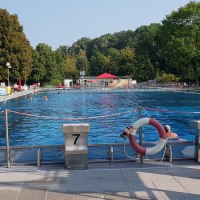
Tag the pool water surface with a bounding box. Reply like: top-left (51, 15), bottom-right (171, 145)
top-left (0, 89), bottom-right (199, 146)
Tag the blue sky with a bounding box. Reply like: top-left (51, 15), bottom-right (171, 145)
top-left (0, 0), bottom-right (198, 50)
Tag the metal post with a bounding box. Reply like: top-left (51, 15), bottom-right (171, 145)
top-left (109, 145), bottom-right (114, 165)
top-left (80, 70), bottom-right (85, 94)
top-left (128, 78), bottom-right (130, 89)
top-left (5, 109), bottom-right (11, 168)
top-left (37, 148), bottom-right (41, 167)
top-left (138, 106), bottom-right (143, 164)
top-left (6, 63), bottom-right (11, 86)
top-left (82, 74), bottom-right (84, 94)
top-left (7, 67), bottom-right (10, 86)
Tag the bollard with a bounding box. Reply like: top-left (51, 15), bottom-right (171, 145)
top-left (62, 123), bottom-right (90, 169)
top-left (190, 120), bottom-right (200, 163)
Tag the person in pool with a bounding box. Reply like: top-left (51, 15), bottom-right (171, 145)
top-left (164, 125), bottom-right (178, 139)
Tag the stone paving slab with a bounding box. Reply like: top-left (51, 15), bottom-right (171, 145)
top-left (0, 160), bottom-right (200, 199)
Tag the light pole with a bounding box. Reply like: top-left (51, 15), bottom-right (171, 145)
top-left (6, 62), bottom-right (11, 86)
top-left (80, 70), bottom-right (85, 93)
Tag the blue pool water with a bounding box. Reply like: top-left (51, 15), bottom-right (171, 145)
top-left (0, 89), bottom-right (200, 146)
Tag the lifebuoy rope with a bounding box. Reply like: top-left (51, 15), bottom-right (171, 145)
top-left (131, 106), bottom-right (151, 125)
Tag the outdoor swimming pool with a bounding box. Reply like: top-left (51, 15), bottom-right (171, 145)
top-left (0, 89), bottom-right (200, 146)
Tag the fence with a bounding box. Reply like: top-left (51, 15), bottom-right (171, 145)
top-left (0, 107), bottom-right (198, 168)
top-left (0, 140), bottom-right (195, 167)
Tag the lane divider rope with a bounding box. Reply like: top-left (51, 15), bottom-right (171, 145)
top-left (144, 107), bottom-right (200, 114)
top-left (7, 110), bottom-right (133, 120)
top-left (0, 107), bottom-right (199, 121)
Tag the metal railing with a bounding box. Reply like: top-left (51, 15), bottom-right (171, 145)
top-left (0, 140), bottom-right (195, 167)
top-left (0, 108), bottom-right (198, 168)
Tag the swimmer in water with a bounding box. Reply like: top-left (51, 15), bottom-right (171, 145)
top-left (164, 125), bottom-right (178, 139)
top-left (44, 96), bottom-right (48, 100)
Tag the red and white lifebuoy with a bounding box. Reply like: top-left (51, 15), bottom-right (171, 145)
top-left (129, 117), bottom-right (167, 156)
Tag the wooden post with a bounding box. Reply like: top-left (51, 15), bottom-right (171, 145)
top-left (5, 109), bottom-right (11, 168)
top-left (138, 106), bottom-right (143, 164)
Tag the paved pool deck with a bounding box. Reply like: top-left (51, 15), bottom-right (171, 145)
top-left (0, 160), bottom-right (200, 200)
top-left (0, 90), bottom-right (34, 103)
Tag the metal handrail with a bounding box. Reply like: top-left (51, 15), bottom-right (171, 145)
top-left (0, 140), bottom-right (195, 167)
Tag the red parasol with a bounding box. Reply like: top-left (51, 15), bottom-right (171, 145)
top-left (96, 73), bottom-right (118, 79)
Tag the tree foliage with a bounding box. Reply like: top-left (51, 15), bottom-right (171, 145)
top-left (62, 56), bottom-right (78, 79)
top-left (1, 2), bottom-right (200, 86)
top-left (0, 9), bottom-right (32, 84)
top-left (159, 1), bottom-right (200, 83)
top-left (156, 73), bottom-right (180, 83)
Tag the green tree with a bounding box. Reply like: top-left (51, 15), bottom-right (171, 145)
top-left (134, 23), bottom-right (162, 81)
top-left (29, 49), bottom-right (46, 84)
top-left (55, 45), bottom-right (69, 58)
top-left (68, 37), bottom-right (91, 55)
top-left (106, 48), bottom-right (120, 75)
top-left (118, 48), bottom-right (136, 76)
top-left (62, 56), bottom-right (78, 80)
top-left (89, 52), bottom-right (110, 75)
top-left (156, 73), bottom-right (180, 83)
top-left (160, 1), bottom-right (200, 83)
top-left (113, 30), bottom-right (135, 49)
top-left (0, 9), bottom-right (32, 84)
top-left (33, 43), bottom-right (59, 85)
top-left (76, 55), bottom-right (89, 75)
